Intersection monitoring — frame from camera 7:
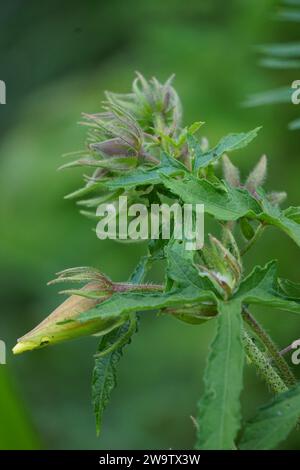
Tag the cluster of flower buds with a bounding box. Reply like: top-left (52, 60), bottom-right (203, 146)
top-left (60, 73), bottom-right (183, 175)
top-left (222, 153), bottom-right (287, 205)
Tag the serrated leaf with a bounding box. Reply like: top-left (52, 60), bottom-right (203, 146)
top-left (92, 316), bottom-right (137, 435)
top-left (193, 128), bottom-right (261, 171)
top-left (160, 173), bottom-right (261, 221)
top-left (257, 191), bottom-right (300, 247)
top-left (234, 260), bottom-right (300, 313)
top-left (196, 300), bottom-right (244, 450)
top-left (239, 383), bottom-right (300, 450)
top-left (78, 286), bottom-right (216, 323)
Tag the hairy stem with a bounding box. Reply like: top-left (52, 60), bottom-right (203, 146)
top-left (242, 329), bottom-right (288, 394)
top-left (114, 282), bottom-right (163, 292)
top-left (242, 307), bottom-right (296, 388)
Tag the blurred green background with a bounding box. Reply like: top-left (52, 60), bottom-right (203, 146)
top-left (0, 0), bottom-right (300, 450)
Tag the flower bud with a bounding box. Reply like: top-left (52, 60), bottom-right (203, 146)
top-left (245, 154), bottom-right (267, 193)
top-left (222, 154), bottom-right (240, 187)
top-left (13, 282), bottom-right (124, 355)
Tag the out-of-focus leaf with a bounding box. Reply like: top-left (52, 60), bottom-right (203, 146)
top-left (288, 118), bottom-right (300, 130)
top-left (257, 42), bottom-right (300, 58)
top-left (259, 57), bottom-right (300, 69)
top-left (239, 383), bottom-right (300, 450)
top-left (244, 87), bottom-right (292, 107)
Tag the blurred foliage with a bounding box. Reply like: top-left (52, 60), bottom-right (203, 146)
top-left (245, 0), bottom-right (300, 130)
top-left (0, 0), bottom-right (300, 449)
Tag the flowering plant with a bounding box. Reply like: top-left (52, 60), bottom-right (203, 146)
top-left (14, 74), bottom-right (300, 449)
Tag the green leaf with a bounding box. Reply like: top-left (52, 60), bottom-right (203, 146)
top-left (165, 240), bottom-right (217, 292)
top-left (244, 87), bottom-right (292, 107)
top-left (160, 173), bottom-right (261, 221)
top-left (128, 255), bottom-right (151, 284)
top-left (257, 42), bottom-right (300, 58)
top-left (239, 383), bottom-right (300, 450)
top-left (92, 316), bottom-right (137, 435)
top-left (107, 152), bottom-right (186, 190)
top-left (234, 260), bottom-right (300, 313)
top-left (79, 286), bottom-right (215, 323)
top-left (283, 206), bottom-right (300, 223)
top-left (193, 128), bottom-right (261, 171)
top-left (278, 278), bottom-right (300, 300)
top-left (196, 300), bottom-right (244, 450)
top-left (257, 192), bottom-right (300, 247)
top-left (259, 57), bottom-right (300, 69)
top-left (240, 218), bottom-right (255, 240)
top-left (158, 174), bottom-right (300, 248)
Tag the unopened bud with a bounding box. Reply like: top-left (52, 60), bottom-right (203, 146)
top-left (245, 154), bottom-right (267, 193)
top-left (13, 282), bottom-right (123, 354)
top-left (222, 155), bottom-right (240, 187)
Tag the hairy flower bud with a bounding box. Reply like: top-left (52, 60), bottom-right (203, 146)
top-left (222, 154), bottom-right (240, 187)
top-left (245, 154), bottom-right (267, 193)
top-left (12, 282), bottom-right (124, 355)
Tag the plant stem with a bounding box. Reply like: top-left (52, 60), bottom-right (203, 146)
top-left (240, 223), bottom-right (265, 256)
top-left (242, 306), bottom-right (296, 388)
top-left (114, 282), bottom-right (163, 292)
top-left (242, 329), bottom-right (288, 394)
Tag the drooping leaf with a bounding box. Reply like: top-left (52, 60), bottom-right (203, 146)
top-left (196, 300), bottom-right (244, 450)
top-left (78, 286), bottom-right (216, 323)
top-left (92, 315), bottom-right (137, 435)
top-left (239, 383), bottom-right (300, 450)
